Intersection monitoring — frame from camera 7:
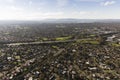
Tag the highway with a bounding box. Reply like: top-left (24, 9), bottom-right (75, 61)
top-left (6, 40), bottom-right (76, 46)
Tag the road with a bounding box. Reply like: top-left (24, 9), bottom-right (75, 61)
top-left (6, 40), bottom-right (76, 46)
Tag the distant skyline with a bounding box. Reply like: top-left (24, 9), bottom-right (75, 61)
top-left (0, 0), bottom-right (120, 20)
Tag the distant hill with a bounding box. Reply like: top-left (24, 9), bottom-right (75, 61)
top-left (42, 19), bottom-right (120, 23)
top-left (0, 19), bottom-right (120, 24)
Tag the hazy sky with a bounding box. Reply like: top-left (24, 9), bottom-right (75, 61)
top-left (0, 0), bottom-right (120, 20)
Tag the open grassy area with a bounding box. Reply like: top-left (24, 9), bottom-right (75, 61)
top-left (76, 39), bottom-right (100, 45)
top-left (52, 45), bottom-right (59, 50)
top-left (111, 43), bottom-right (120, 47)
top-left (42, 38), bottom-right (48, 41)
top-left (90, 34), bottom-right (96, 37)
top-left (55, 36), bottom-right (72, 41)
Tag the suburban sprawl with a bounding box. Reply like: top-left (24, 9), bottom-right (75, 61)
top-left (0, 22), bottom-right (120, 80)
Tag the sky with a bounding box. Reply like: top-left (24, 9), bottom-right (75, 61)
top-left (0, 0), bottom-right (120, 20)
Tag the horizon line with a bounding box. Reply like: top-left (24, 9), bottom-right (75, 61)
top-left (0, 18), bottom-right (120, 21)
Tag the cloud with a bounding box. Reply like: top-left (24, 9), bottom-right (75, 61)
top-left (63, 11), bottom-right (98, 19)
top-left (29, 1), bottom-right (32, 5)
top-left (56, 0), bottom-right (68, 7)
top-left (3, 0), bottom-right (15, 3)
top-left (20, 12), bottom-right (64, 20)
top-left (0, 8), bottom-right (64, 20)
top-left (72, 11), bottom-right (89, 15)
top-left (75, 0), bottom-right (104, 2)
top-left (6, 0), bottom-right (15, 3)
top-left (79, 11), bottom-right (88, 15)
top-left (0, 0), bottom-right (15, 4)
top-left (101, 1), bottom-right (116, 6)
top-left (43, 12), bottom-right (64, 16)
